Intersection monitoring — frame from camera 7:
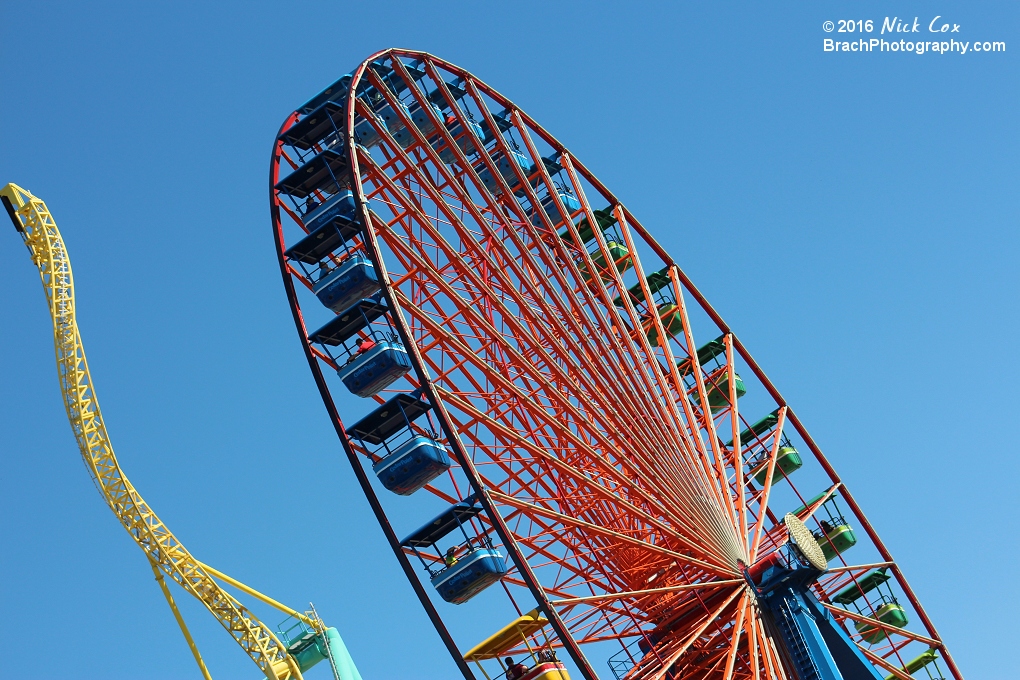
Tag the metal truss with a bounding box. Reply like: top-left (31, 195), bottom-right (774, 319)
top-left (3, 183), bottom-right (329, 680)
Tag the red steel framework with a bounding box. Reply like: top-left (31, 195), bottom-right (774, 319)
top-left (269, 49), bottom-right (962, 680)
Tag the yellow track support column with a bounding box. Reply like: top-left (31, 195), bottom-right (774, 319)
top-left (152, 560), bottom-right (214, 680)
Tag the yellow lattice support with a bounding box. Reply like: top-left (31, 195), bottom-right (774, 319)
top-left (2, 183), bottom-right (310, 680)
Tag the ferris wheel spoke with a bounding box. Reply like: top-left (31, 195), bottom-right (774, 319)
top-left (390, 283), bottom-right (736, 552)
top-left (385, 210), bottom-right (702, 496)
top-left (743, 600), bottom-right (760, 680)
top-left (412, 67), bottom-right (635, 361)
top-left (722, 334), bottom-right (749, 553)
top-left (751, 613), bottom-right (787, 680)
top-left (797, 483), bottom-right (841, 524)
top-left (558, 154), bottom-right (692, 441)
top-left (505, 114), bottom-right (702, 452)
top-left (565, 178), bottom-right (735, 521)
top-left (549, 603), bottom-right (610, 640)
top-left (500, 575), bottom-right (589, 603)
top-left (721, 593), bottom-right (750, 680)
top-left (608, 205), bottom-right (722, 489)
top-left (856, 645), bottom-right (915, 680)
top-left (481, 490), bottom-right (630, 589)
top-left (866, 636), bottom-right (915, 671)
top-left (488, 489), bottom-right (737, 577)
top-left (506, 535), bottom-right (606, 584)
top-left (691, 645), bottom-right (731, 679)
top-left (496, 116), bottom-right (689, 414)
top-left (550, 579), bottom-right (745, 608)
top-left (820, 561), bottom-right (896, 575)
top-left (442, 419), bottom-right (723, 596)
top-left (644, 267), bottom-right (738, 529)
top-left (669, 276), bottom-right (743, 554)
top-left (747, 407), bottom-right (789, 563)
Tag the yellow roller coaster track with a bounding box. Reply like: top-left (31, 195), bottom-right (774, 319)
top-left (2, 182), bottom-right (328, 680)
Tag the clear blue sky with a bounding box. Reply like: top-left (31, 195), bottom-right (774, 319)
top-left (1, 2), bottom-right (1016, 679)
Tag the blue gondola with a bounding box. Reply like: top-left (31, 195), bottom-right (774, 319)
top-left (298, 74), bottom-right (353, 115)
top-left (427, 79), bottom-right (468, 112)
top-left (476, 150), bottom-right (534, 194)
top-left (353, 99), bottom-right (411, 149)
top-left (285, 219), bottom-right (362, 269)
top-left (368, 59), bottom-right (425, 98)
top-left (409, 101), bottom-right (443, 134)
top-left (279, 100), bottom-right (346, 151)
top-left (479, 108), bottom-right (513, 143)
top-left (347, 389), bottom-right (434, 443)
top-left (435, 117), bottom-right (484, 163)
top-left (350, 60), bottom-right (428, 148)
top-left (274, 148), bottom-right (348, 200)
top-left (532, 190), bottom-right (581, 228)
top-left (401, 496), bottom-right (508, 604)
top-left (313, 254), bottom-right (380, 313)
top-left (431, 548), bottom-right (506, 604)
top-left (303, 190), bottom-right (358, 233)
top-left (309, 299), bottom-right (411, 397)
top-left (372, 435), bottom-right (451, 495)
top-left (354, 114), bottom-right (383, 149)
top-left (347, 389), bottom-right (452, 494)
top-left (337, 339), bottom-right (412, 397)
top-left (390, 101), bottom-right (444, 149)
top-left (376, 100), bottom-right (410, 136)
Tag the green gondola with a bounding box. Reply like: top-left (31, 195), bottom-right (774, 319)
top-left (578, 241), bottom-right (633, 284)
top-left (706, 372), bottom-right (746, 410)
top-left (750, 445), bottom-right (802, 485)
top-left (818, 523), bottom-right (857, 561)
top-left (615, 266), bottom-right (673, 307)
top-left (883, 648), bottom-right (938, 680)
top-left (691, 372), bottom-right (746, 412)
top-left (644, 303), bottom-right (684, 346)
top-left (727, 409), bottom-right (780, 449)
top-left (855, 601), bottom-right (908, 643)
top-left (559, 207), bottom-right (617, 244)
top-left (833, 568), bottom-right (891, 605)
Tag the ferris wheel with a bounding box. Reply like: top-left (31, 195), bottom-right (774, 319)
top-left (269, 49), bottom-right (961, 680)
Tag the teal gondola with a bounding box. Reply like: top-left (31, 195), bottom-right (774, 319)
top-left (279, 100), bottom-right (345, 151)
top-left (337, 339), bottom-right (411, 398)
top-left (390, 101), bottom-right (444, 149)
top-left (302, 189), bottom-right (358, 234)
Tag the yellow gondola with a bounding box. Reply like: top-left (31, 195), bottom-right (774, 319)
top-left (464, 610), bottom-right (571, 680)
